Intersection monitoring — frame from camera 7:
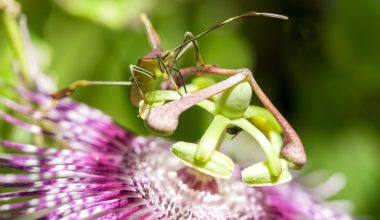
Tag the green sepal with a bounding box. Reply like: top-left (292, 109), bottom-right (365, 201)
top-left (241, 159), bottom-right (292, 186)
top-left (171, 141), bottom-right (235, 179)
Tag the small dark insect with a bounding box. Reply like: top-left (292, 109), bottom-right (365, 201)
top-left (226, 126), bottom-right (243, 139)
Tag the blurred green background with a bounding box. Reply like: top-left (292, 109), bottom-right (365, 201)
top-left (1, 0), bottom-right (380, 218)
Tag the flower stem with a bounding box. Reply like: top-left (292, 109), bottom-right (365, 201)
top-left (1, 1), bottom-right (34, 90)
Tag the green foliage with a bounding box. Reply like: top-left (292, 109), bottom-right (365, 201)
top-left (55, 0), bottom-right (154, 30)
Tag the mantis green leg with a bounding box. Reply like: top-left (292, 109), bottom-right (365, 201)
top-left (161, 32), bottom-right (206, 94)
top-left (129, 64), bottom-right (156, 105)
top-left (173, 32), bottom-right (205, 66)
top-left (129, 64), bottom-right (158, 116)
top-left (50, 80), bottom-right (132, 100)
top-left (156, 54), bottom-right (184, 97)
top-left (47, 64), bottom-right (154, 114)
top-left (50, 64), bottom-right (154, 102)
top-left (44, 80), bottom-right (133, 114)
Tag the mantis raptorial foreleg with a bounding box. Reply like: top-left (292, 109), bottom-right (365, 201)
top-left (160, 31), bottom-right (206, 93)
top-left (49, 64), bottom-right (154, 102)
top-left (156, 54), bottom-right (183, 97)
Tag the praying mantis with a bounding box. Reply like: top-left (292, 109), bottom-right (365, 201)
top-left (50, 11), bottom-right (287, 109)
top-left (49, 11), bottom-right (306, 186)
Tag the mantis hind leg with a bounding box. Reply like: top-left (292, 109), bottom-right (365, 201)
top-left (46, 65), bottom-right (154, 112)
top-left (50, 80), bottom-right (132, 100)
top-left (167, 32), bottom-right (206, 94)
top-left (51, 63), bottom-right (155, 102)
top-left (160, 32), bottom-right (205, 94)
top-left (42, 80), bottom-right (133, 114)
top-left (169, 66), bottom-right (188, 94)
